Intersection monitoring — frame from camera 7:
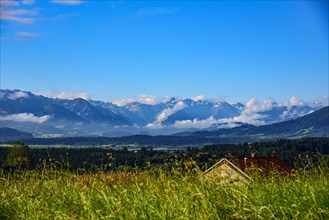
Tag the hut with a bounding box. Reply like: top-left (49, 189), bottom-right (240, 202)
top-left (204, 154), bottom-right (292, 181)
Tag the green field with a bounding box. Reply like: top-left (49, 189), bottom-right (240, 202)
top-left (1, 168), bottom-right (328, 220)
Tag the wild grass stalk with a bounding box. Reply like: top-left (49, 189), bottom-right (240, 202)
top-left (0, 167), bottom-right (328, 219)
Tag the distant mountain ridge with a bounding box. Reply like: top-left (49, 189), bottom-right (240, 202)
top-left (54, 98), bottom-right (129, 125)
top-left (0, 89), bottom-right (327, 137)
top-left (7, 107), bottom-right (329, 145)
top-left (186, 106), bottom-right (329, 140)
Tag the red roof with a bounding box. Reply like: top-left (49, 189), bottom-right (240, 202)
top-left (228, 156), bottom-right (293, 174)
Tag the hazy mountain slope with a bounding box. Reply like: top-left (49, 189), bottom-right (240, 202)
top-left (123, 102), bottom-right (166, 125)
top-left (55, 98), bottom-right (129, 125)
top-left (0, 90), bottom-right (84, 122)
top-left (163, 100), bottom-right (241, 125)
top-left (259, 105), bottom-right (315, 124)
top-left (190, 106), bottom-right (329, 139)
top-left (0, 127), bottom-right (33, 142)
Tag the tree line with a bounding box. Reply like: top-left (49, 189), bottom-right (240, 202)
top-left (1, 138), bottom-right (328, 172)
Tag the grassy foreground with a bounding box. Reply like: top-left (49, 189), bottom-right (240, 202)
top-left (0, 169), bottom-right (328, 219)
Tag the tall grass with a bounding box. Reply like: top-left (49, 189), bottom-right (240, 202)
top-left (0, 168), bottom-right (328, 219)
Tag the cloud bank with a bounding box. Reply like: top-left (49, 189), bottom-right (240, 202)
top-left (112, 95), bottom-right (158, 106)
top-left (174, 116), bottom-right (217, 129)
top-left (156, 101), bottom-right (186, 123)
top-left (308, 96), bottom-right (329, 108)
top-left (0, 113), bottom-right (51, 124)
top-left (147, 101), bottom-right (186, 129)
top-left (8, 91), bottom-right (29, 100)
top-left (192, 95), bottom-right (206, 101)
top-left (112, 95), bottom-right (185, 106)
top-left (40, 91), bottom-right (91, 100)
top-left (284, 96), bottom-right (305, 107)
top-left (171, 95), bottom-right (320, 129)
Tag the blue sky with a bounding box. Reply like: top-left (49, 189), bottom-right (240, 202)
top-left (0, 0), bottom-right (328, 104)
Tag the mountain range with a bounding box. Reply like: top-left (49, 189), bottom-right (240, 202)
top-left (2, 106), bottom-right (328, 145)
top-left (178, 106), bottom-right (329, 140)
top-left (0, 89), bottom-right (327, 138)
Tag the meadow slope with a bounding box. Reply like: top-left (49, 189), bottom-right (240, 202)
top-left (0, 168), bottom-right (328, 219)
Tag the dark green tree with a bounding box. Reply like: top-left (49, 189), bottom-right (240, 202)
top-left (3, 141), bottom-right (31, 169)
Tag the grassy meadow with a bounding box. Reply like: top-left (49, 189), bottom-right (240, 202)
top-left (0, 167), bottom-right (328, 220)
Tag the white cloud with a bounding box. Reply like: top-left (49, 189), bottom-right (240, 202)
top-left (218, 112), bottom-right (267, 126)
top-left (8, 91), bottom-right (29, 100)
top-left (283, 96), bottom-right (305, 107)
top-left (160, 96), bottom-right (174, 103)
top-left (192, 95), bottom-right (206, 101)
top-left (279, 108), bottom-right (314, 121)
top-left (146, 101), bottom-right (186, 129)
top-left (319, 96), bottom-right (329, 106)
top-left (0, 113), bottom-right (51, 124)
top-left (243, 96), bottom-right (278, 113)
top-left (0, 12), bottom-right (37, 23)
top-left (216, 96), bottom-right (307, 127)
top-left (51, 0), bottom-right (85, 5)
top-left (211, 96), bottom-right (269, 126)
top-left (156, 101), bottom-right (186, 123)
top-left (261, 98), bottom-right (277, 110)
top-left (112, 95), bottom-right (221, 106)
top-left (308, 96), bottom-right (329, 108)
top-left (246, 96), bottom-right (257, 109)
top-left (146, 123), bottom-right (164, 129)
top-left (0, 0), bottom-right (39, 24)
top-left (145, 95), bottom-right (325, 130)
top-left (174, 116), bottom-right (217, 129)
top-left (172, 96), bottom-right (273, 128)
top-left (112, 95), bottom-right (158, 106)
top-left (173, 117), bottom-right (245, 129)
top-left (0, 2), bottom-right (39, 24)
top-left (39, 91), bottom-right (90, 100)
top-left (1, 0), bottom-right (82, 26)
